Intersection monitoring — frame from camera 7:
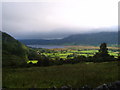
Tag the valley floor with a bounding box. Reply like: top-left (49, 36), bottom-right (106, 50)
top-left (3, 61), bottom-right (120, 88)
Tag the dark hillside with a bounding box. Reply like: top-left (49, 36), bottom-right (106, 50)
top-left (20, 32), bottom-right (118, 45)
top-left (61, 32), bottom-right (118, 45)
top-left (2, 32), bottom-right (28, 67)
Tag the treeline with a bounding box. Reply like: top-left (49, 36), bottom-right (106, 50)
top-left (27, 43), bottom-right (119, 67)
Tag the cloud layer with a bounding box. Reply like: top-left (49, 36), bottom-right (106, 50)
top-left (2, 0), bottom-right (118, 39)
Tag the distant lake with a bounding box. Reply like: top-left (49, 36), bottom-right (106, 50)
top-left (27, 45), bottom-right (65, 49)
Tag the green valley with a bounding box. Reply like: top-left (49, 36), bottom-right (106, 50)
top-left (2, 32), bottom-right (119, 89)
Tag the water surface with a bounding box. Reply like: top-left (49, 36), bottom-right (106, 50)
top-left (27, 45), bottom-right (65, 49)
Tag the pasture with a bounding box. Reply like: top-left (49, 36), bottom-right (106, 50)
top-left (28, 46), bottom-right (118, 63)
top-left (3, 61), bottom-right (119, 88)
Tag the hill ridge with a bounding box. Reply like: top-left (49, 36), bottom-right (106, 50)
top-left (19, 32), bottom-right (118, 46)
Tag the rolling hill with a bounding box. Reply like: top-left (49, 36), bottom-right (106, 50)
top-left (2, 32), bottom-right (28, 67)
top-left (19, 32), bottom-right (118, 46)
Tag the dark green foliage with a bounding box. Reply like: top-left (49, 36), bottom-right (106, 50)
top-left (67, 54), bottom-right (73, 58)
top-left (93, 43), bottom-right (115, 62)
top-left (2, 32), bottom-right (28, 67)
top-left (28, 48), bottom-right (41, 60)
top-left (36, 55), bottom-right (52, 66)
top-left (74, 56), bottom-right (86, 62)
top-left (95, 43), bottom-right (109, 57)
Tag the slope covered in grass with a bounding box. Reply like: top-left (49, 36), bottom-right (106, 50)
top-left (2, 32), bottom-right (28, 67)
top-left (3, 61), bottom-right (119, 88)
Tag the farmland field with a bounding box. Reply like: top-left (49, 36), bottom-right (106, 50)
top-left (3, 61), bottom-right (119, 88)
top-left (28, 45), bottom-right (119, 64)
top-left (3, 45), bottom-right (119, 88)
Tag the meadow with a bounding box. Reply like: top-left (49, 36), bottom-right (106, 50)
top-left (3, 45), bottom-right (119, 88)
top-left (3, 61), bottom-right (119, 88)
top-left (28, 45), bottom-right (118, 64)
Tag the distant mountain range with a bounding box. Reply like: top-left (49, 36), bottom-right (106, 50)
top-left (19, 32), bottom-right (118, 46)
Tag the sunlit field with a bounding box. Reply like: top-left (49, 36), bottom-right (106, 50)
top-left (28, 46), bottom-right (118, 64)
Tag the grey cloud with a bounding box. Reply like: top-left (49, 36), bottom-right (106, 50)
top-left (2, 2), bottom-right (118, 39)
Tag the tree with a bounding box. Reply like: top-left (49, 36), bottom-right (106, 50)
top-left (93, 43), bottom-right (115, 62)
top-left (94, 43), bottom-right (109, 57)
top-left (99, 43), bottom-right (109, 56)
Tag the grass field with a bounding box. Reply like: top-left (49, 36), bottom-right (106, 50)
top-left (27, 60), bottom-right (38, 64)
top-left (47, 46), bottom-right (118, 59)
top-left (3, 61), bottom-right (119, 88)
top-left (28, 46), bottom-right (118, 63)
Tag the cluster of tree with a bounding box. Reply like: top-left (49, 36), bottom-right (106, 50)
top-left (28, 43), bottom-right (118, 67)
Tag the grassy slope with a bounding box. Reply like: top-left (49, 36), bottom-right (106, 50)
top-left (2, 32), bottom-right (29, 67)
top-left (3, 61), bottom-right (119, 88)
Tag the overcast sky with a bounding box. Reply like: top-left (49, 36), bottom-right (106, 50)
top-left (2, 0), bottom-right (118, 39)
